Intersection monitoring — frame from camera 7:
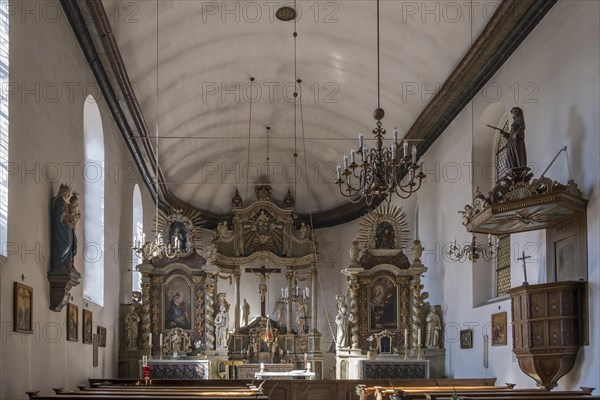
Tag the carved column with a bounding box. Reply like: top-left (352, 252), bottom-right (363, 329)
top-left (204, 274), bottom-right (216, 350)
top-left (286, 269), bottom-right (293, 333)
top-left (311, 265), bottom-right (318, 333)
top-left (141, 280), bottom-right (151, 349)
top-left (348, 278), bottom-right (360, 350)
top-left (234, 268), bottom-right (241, 332)
top-left (411, 276), bottom-right (424, 349)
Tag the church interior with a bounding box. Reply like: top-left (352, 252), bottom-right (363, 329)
top-left (0, 0), bottom-right (599, 399)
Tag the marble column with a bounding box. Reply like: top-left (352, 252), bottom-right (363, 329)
top-left (234, 268), bottom-right (241, 332)
top-left (311, 265), bottom-right (318, 333)
top-left (286, 269), bottom-right (293, 333)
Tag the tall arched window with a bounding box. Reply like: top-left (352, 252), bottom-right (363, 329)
top-left (83, 96), bottom-right (105, 306)
top-left (0, 0), bottom-right (9, 257)
top-left (132, 184), bottom-right (143, 292)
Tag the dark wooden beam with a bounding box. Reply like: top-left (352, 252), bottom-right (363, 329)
top-left (60, 0), bottom-right (556, 229)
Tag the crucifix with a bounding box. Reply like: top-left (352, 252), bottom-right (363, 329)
top-left (246, 265), bottom-right (281, 316)
top-left (517, 251), bottom-right (531, 286)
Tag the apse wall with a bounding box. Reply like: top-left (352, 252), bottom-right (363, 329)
top-left (0, 2), bottom-right (152, 398)
top-left (414, 0), bottom-right (599, 389)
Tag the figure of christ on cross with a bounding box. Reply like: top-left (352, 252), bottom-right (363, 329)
top-left (245, 265), bottom-right (281, 317)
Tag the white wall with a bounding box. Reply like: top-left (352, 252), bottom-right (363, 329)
top-left (411, 0), bottom-right (599, 389)
top-left (0, 1), bottom-right (152, 398)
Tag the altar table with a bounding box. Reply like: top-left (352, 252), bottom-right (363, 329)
top-left (361, 359), bottom-right (429, 379)
top-left (139, 359), bottom-right (210, 380)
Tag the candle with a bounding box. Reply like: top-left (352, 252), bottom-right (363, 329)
top-left (359, 132), bottom-right (364, 148)
top-left (336, 165), bottom-right (341, 180)
top-left (281, 288), bottom-right (284, 298)
top-left (403, 140), bottom-right (408, 157)
top-left (391, 143), bottom-right (397, 160)
top-left (393, 127), bottom-right (398, 142)
top-left (149, 333), bottom-right (152, 345)
top-left (142, 355), bottom-right (148, 367)
top-left (488, 233), bottom-right (492, 245)
top-left (412, 145), bottom-right (417, 164)
top-left (404, 329), bottom-right (408, 345)
top-left (343, 154), bottom-right (349, 169)
top-left (160, 333), bottom-right (163, 346)
top-left (304, 353), bottom-right (307, 361)
top-left (417, 329), bottom-right (421, 347)
top-left (351, 148), bottom-right (356, 163)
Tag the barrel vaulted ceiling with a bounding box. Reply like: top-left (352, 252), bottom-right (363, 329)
top-left (63, 0), bottom-right (556, 226)
top-left (101, 0), bottom-right (497, 215)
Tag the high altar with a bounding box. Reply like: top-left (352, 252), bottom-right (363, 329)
top-left (119, 184), bottom-right (323, 379)
top-left (335, 205), bottom-right (445, 379)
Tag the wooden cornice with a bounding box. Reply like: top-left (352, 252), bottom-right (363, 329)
top-left (60, 0), bottom-right (556, 228)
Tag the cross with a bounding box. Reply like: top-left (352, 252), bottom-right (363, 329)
top-left (517, 251), bottom-right (532, 286)
top-left (245, 265), bottom-right (281, 316)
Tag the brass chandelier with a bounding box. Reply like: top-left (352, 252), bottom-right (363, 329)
top-left (335, 0), bottom-right (425, 205)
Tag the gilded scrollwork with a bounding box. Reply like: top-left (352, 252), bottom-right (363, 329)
top-left (152, 275), bottom-right (164, 284)
top-left (151, 287), bottom-right (160, 334)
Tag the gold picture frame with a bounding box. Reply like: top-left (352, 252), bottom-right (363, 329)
top-left (82, 309), bottom-right (93, 344)
top-left (491, 311), bottom-right (507, 346)
top-left (14, 282), bottom-right (33, 334)
top-left (97, 326), bottom-right (107, 347)
top-left (66, 303), bottom-right (79, 341)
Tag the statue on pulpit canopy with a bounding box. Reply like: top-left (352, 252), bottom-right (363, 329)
top-left (487, 107), bottom-right (527, 170)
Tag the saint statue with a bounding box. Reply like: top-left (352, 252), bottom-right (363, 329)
top-left (242, 299), bottom-right (250, 326)
top-left (50, 184), bottom-right (80, 271)
top-left (295, 298), bottom-right (308, 332)
top-left (488, 107), bottom-right (527, 170)
top-left (215, 305), bottom-right (230, 349)
top-left (273, 299), bottom-right (286, 328)
top-left (124, 306), bottom-right (140, 351)
top-left (335, 304), bottom-right (350, 349)
top-left (425, 308), bottom-right (442, 349)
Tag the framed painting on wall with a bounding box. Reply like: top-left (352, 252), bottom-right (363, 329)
top-left (368, 276), bottom-right (398, 331)
top-left (460, 329), bottom-right (473, 349)
top-left (14, 282), bottom-right (33, 334)
top-left (82, 309), bottom-right (93, 344)
top-left (491, 311), bottom-right (507, 346)
top-left (66, 303), bottom-right (79, 341)
top-left (97, 326), bottom-right (107, 347)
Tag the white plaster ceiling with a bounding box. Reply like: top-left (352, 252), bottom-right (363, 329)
top-left (104, 0), bottom-right (499, 214)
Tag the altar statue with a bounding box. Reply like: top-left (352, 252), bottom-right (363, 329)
top-left (295, 298), bottom-right (308, 332)
top-left (215, 305), bottom-right (230, 349)
top-left (50, 184), bottom-right (79, 270)
top-left (273, 299), bottom-right (286, 328)
top-left (335, 304), bottom-right (350, 349)
top-left (425, 308), bottom-right (442, 349)
top-left (242, 298), bottom-right (250, 326)
top-left (124, 306), bottom-right (140, 350)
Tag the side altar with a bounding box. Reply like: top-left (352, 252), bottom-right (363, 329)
top-left (335, 205), bottom-right (445, 379)
top-left (119, 184), bottom-right (323, 378)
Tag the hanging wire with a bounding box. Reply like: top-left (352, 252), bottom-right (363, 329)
top-left (154, 0), bottom-right (159, 237)
top-left (245, 77), bottom-right (255, 201)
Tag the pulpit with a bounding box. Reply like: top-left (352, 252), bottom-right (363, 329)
top-left (509, 281), bottom-right (586, 390)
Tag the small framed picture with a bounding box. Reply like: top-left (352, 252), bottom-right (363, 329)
top-left (82, 309), bottom-right (93, 344)
top-left (97, 326), bottom-right (107, 348)
top-left (491, 311), bottom-right (508, 346)
top-left (460, 329), bottom-right (473, 349)
top-left (66, 303), bottom-right (79, 341)
top-left (14, 282), bottom-right (33, 334)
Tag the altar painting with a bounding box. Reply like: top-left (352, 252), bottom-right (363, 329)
top-left (164, 277), bottom-right (192, 330)
top-left (369, 276), bottom-right (397, 331)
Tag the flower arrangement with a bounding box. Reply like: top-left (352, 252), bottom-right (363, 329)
top-left (195, 340), bottom-right (206, 355)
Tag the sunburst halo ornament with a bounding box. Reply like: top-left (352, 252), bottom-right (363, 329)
top-left (356, 203), bottom-right (410, 251)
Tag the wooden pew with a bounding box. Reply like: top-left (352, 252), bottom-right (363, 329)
top-left (358, 384), bottom-right (598, 400)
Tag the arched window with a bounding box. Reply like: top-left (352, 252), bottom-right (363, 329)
top-left (83, 96), bottom-right (105, 306)
top-left (132, 184), bottom-right (143, 292)
top-left (0, 0), bottom-right (9, 256)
